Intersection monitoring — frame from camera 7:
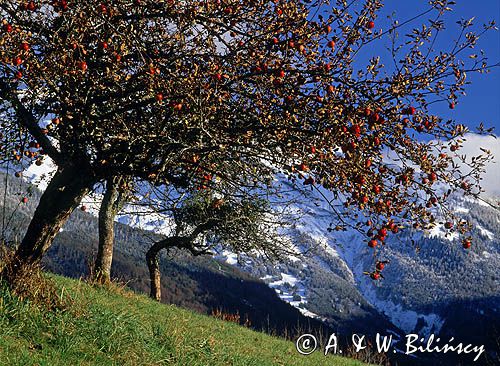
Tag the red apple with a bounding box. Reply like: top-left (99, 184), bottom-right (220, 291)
top-left (355, 175), bottom-right (366, 185)
top-left (350, 124), bottom-right (361, 136)
top-left (78, 61), bottom-right (88, 72)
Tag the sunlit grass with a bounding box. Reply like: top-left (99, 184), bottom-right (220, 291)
top-left (0, 274), bottom-right (369, 366)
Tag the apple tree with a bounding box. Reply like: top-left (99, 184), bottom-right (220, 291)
top-left (0, 0), bottom-right (495, 283)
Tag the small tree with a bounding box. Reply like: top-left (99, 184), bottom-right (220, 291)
top-left (145, 188), bottom-right (293, 301)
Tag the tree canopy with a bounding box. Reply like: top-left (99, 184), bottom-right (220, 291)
top-left (0, 0), bottom-right (495, 279)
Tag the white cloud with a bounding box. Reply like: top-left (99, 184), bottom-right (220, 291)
top-left (457, 133), bottom-right (500, 197)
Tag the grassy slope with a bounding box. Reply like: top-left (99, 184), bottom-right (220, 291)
top-left (0, 275), bottom-right (368, 366)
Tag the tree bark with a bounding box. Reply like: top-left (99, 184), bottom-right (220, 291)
top-left (1, 164), bottom-right (95, 282)
top-left (145, 220), bottom-right (217, 301)
top-left (146, 237), bottom-right (184, 301)
top-left (146, 246), bottom-right (162, 301)
top-left (93, 176), bottom-right (128, 284)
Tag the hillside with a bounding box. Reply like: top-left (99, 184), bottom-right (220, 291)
top-left (0, 274), bottom-right (369, 366)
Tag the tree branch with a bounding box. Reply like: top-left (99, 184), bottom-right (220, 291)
top-left (0, 80), bottom-right (63, 165)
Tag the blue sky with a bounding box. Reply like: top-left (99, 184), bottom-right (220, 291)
top-left (377, 0), bottom-right (500, 134)
top-left (348, 1), bottom-right (500, 196)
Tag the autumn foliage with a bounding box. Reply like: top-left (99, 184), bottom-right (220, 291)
top-left (0, 0), bottom-right (495, 279)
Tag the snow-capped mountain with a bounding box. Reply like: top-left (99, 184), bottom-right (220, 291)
top-left (218, 185), bottom-right (499, 335)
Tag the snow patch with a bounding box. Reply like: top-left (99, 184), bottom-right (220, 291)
top-left (219, 250), bottom-right (238, 265)
top-left (118, 208), bottom-right (175, 236)
top-left (477, 224), bottom-right (494, 240)
top-left (298, 308), bottom-right (320, 318)
top-left (427, 223), bottom-right (458, 242)
top-left (262, 272), bottom-right (321, 320)
top-left (269, 273), bottom-right (299, 287)
top-left (454, 206), bottom-right (469, 214)
top-left (363, 285), bottom-right (444, 336)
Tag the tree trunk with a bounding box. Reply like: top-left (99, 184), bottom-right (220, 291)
top-left (146, 246), bottom-right (162, 301)
top-left (146, 237), bottom-right (184, 301)
top-left (145, 222), bottom-right (215, 301)
top-left (93, 176), bottom-right (128, 284)
top-left (1, 164), bottom-right (95, 282)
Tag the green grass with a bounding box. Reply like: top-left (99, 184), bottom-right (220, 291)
top-left (0, 275), bottom-right (369, 366)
